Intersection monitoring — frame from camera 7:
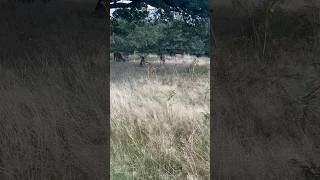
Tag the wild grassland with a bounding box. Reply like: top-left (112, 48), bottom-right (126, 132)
top-left (212, 3), bottom-right (320, 178)
top-left (0, 2), bottom-right (107, 179)
top-left (110, 57), bottom-right (210, 179)
top-left (213, 40), bottom-right (320, 180)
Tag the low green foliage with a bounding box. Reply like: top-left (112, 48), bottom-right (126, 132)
top-left (161, 90), bottom-right (176, 102)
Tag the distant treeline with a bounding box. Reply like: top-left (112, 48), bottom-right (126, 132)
top-left (110, 8), bottom-right (210, 57)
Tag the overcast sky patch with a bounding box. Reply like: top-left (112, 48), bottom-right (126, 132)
top-left (110, 0), bottom-right (156, 17)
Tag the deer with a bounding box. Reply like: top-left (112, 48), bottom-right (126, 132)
top-left (139, 55), bottom-right (157, 75)
top-left (139, 55), bottom-right (146, 66)
top-left (139, 54), bottom-right (158, 67)
top-left (114, 52), bottom-right (126, 62)
top-left (145, 62), bottom-right (158, 77)
top-left (159, 53), bottom-right (165, 65)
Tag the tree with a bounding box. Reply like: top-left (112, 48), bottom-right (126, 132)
top-left (109, 0), bottom-right (211, 56)
top-left (111, 11), bottom-right (209, 56)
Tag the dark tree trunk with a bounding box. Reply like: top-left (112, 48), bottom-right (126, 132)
top-left (94, 0), bottom-right (106, 17)
top-left (95, 0), bottom-right (104, 11)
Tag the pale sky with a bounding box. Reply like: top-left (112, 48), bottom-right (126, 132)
top-left (110, 0), bottom-right (157, 17)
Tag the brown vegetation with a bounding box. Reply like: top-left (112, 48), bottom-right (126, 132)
top-left (212, 2), bottom-right (320, 179)
top-left (111, 57), bottom-right (210, 179)
top-left (0, 2), bottom-right (108, 179)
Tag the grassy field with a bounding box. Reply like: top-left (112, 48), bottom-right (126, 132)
top-left (212, 36), bottom-right (320, 179)
top-left (110, 56), bottom-right (210, 179)
top-left (0, 2), bottom-right (108, 179)
top-left (212, 3), bottom-right (320, 178)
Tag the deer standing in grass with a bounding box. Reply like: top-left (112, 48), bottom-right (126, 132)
top-left (139, 55), bottom-right (146, 66)
top-left (160, 53), bottom-right (165, 64)
top-left (145, 61), bottom-right (157, 77)
top-left (114, 52), bottom-right (126, 62)
top-left (139, 55), bottom-right (157, 77)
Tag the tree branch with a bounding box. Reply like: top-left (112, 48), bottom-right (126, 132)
top-left (110, 2), bottom-right (135, 9)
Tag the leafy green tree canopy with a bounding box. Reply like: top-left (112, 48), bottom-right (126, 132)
top-left (110, 0), bottom-right (210, 56)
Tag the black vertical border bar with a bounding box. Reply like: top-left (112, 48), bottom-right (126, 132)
top-left (210, 0), bottom-right (215, 179)
top-left (106, 0), bottom-right (111, 179)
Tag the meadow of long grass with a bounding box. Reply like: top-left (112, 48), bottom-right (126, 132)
top-left (213, 46), bottom-right (320, 179)
top-left (110, 57), bottom-right (210, 179)
top-left (0, 1), bottom-right (108, 179)
top-left (212, 4), bottom-right (320, 179)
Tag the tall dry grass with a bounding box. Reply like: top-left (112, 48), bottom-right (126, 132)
top-left (0, 2), bottom-right (108, 179)
top-left (212, 39), bottom-right (320, 179)
top-left (110, 58), bottom-right (210, 179)
top-left (213, 3), bottom-right (320, 178)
